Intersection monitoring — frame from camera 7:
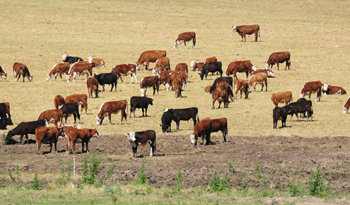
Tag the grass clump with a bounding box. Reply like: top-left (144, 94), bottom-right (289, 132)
top-left (289, 181), bottom-right (305, 197)
top-left (30, 172), bottom-right (40, 190)
top-left (228, 163), bottom-right (235, 173)
top-left (207, 172), bottom-right (229, 193)
top-left (82, 150), bottom-right (102, 185)
top-left (134, 157), bottom-right (147, 185)
top-left (56, 160), bottom-right (72, 187)
top-left (175, 171), bottom-right (183, 192)
top-left (308, 165), bottom-right (332, 197)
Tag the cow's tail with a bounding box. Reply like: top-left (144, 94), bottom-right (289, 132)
top-left (196, 112), bottom-right (200, 123)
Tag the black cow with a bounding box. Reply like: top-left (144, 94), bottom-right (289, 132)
top-left (160, 107), bottom-right (199, 132)
top-left (94, 73), bottom-right (118, 92)
top-left (273, 105), bottom-right (291, 129)
top-left (60, 103), bottom-right (80, 124)
top-left (5, 119), bottom-right (47, 145)
top-left (200, 62), bottom-right (223, 80)
top-left (62, 54), bottom-right (83, 64)
top-left (209, 77), bottom-right (233, 93)
top-left (0, 118), bottom-right (13, 130)
top-left (288, 100), bottom-right (313, 121)
top-left (130, 96), bottom-right (154, 118)
top-left (0, 103), bottom-right (7, 120)
top-left (127, 130), bottom-right (156, 158)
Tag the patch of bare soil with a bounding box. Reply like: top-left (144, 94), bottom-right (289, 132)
top-left (1, 134), bottom-right (350, 195)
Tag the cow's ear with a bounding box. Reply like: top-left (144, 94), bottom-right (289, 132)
top-left (159, 124), bottom-right (162, 127)
top-left (152, 98), bottom-right (154, 101)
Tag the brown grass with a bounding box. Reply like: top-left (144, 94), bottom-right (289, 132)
top-left (1, 0), bottom-right (350, 139)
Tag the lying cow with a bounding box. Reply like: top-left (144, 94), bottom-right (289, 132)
top-left (111, 63), bottom-right (137, 83)
top-left (13, 62), bottom-right (33, 82)
top-left (252, 67), bottom-right (275, 78)
top-left (248, 73), bottom-right (268, 92)
top-left (232, 25), bottom-right (260, 42)
top-left (233, 78), bottom-right (249, 100)
top-left (95, 100), bottom-right (127, 125)
top-left (288, 100), bottom-right (313, 121)
top-left (271, 91), bottom-right (293, 107)
top-left (174, 32), bottom-right (196, 48)
top-left (273, 105), bottom-right (291, 129)
top-left (299, 81), bottom-right (323, 101)
top-left (35, 127), bottom-right (66, 154)
top-left (60, 103), bottom-right (81, 124)
top-left (212, 89), bottom-right (229, 109)
top-left (130, 96), bottom-right (154, 118)
top-left (87, 56), bottom-right (105, 67)
top-left (266, 51), bottom-right (291, 70)
top-left (200, 62), bottom-right (223, 80)
top-left (66, 128), bottom-right (100, 154)
top-left (322, 84), bottom-right (347, 95)
top-left (94, 73), bottom-right (118, 92)
top-left (0, 118), bottom-right (13, 130)
top-left (5, 120), bottom-right (47, 145)
top-left (127, 130), bottom-right (156, 158)
top-left (160, 107), bottom-right (199, 132)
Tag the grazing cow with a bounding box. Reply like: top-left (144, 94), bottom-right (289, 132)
top-left (211, 118), bottom-right (228, 142)
top-left (66, 128), bottom-right (100, 154)
top-left (127, 130), bottom-right (156, 157)
top-left (200, 62), bottom-right (223, 80)
top-left (343, 97), bottom-right (350, 114)
top-left (248, 73), bottom-right (268, 92)
top-left (65, 94), bottom-right (88, 114)
top-left (47, 62), bottom-right (71, 81)
top-left (322, 84), bottom-right (347, 95)
top-left (299, 81), bottom-right (323, 101)
top-left (152, 57), bottom-right (170, 75)
top-left (5, 120), bottom-right (47, 145)
top-left (160, 107), bottom-right (199, 132)
top-left (94, 73), bottom-right (118, 92)
top-left (232, 25), bottom-right (260, 42)
top-left (273, 105), bottom-right (292, 129)
top-left (138, 76), bottom-right (159, 97)
top-left (190, 61), bottom-right (205, 71)
top-left (205, 56), bottom-right (217, 64)
top-left (13, 63), bottom-right (33, 82)
top-left (159, 71), bottom-right (172, 88)
top-left (189, 118), bottom-right (212, 146)
top-left (62, 53), bottom-right (83, 64)
top-left (66, 60), bottom-right (95, 82)
top-left (210, 77), bottom-right (233, 93)
top-left (288, 100), bottom-right (313, 121)
top-left (86, 77), bottom-right (99, 98)
top-left (233, 78), bottom-right (249, 100)
top-left (87, 56), bottom-right (105, 67)
top-left (0, 66), bottom-right (7, 80)
top-left (111, 63), bottom-right (137, 83)
top-left (172, 78), bottom-right (183, 98)
top-left (252, 67), bottom-right (275, 78)
top-left (60, 103), bottom-right (80, 124)
top-left (212, 89), bottom-right (229, 109)
top-left (54, 95), bottom-right (65, 109)
top-left (226, 60), bottom-right (256, 80)
top-left (136, 50), bottom-right (167, 70)
top-left (38, 109), bottom-right (63, 127)
top-left (95, 100), bottom-right (127, 125)
top-left (35, 127), bottom-right (66, 154)
top-left (215, 82), bottom-right (234, 102)
top-left (130, 96), bottom-right (154, 118)
top-left (174, 32), bottom-right (196, 48)
top-left (175, 63), bottom-right (188, 74)
top-left (266, 51), bottom-right (291, 70)
top-left (165, 71), bottom-right (188, 91)
top-left (271, 91), bottom-right (293, 107)
top-left (204, 85), bottom-right (212, 92)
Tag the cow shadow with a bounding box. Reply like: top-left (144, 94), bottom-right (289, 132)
top-left (136, 154), bottom-right (165, 158)
top-left (42, 149), bottom-right (66, 155)
top-left (278, 125), bottom-right (292, 129)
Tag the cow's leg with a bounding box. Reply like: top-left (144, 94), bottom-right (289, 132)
top-left (145, 108), bottom-right (148, 117)
top-left (108, 113), bottom-right (112, 125)
top-left (82, 141), bottom-right (85, 153)
top-left (218, 101), bottom-right (222, 108)
top-left (37, 140), bottom-right (42, 154)
top-left (54, 141), bottom-right (57, 153)
top-left (72, 140), bottom-right (77, 155)
top-left (176, 121), bottom-right (180, 131)
top-left (120, 76), bottom-right (124, 83)
top-left (255, 32), bottom-right (258, 42)
top-left (265, 79), bottom-right (268, 91)
top-left (110, 83), bottom-right (114, 92)
top-left (122, 109), bottom-right (127, 124)
top-left (145, 61), bottom-right (149, 71)
top-left (141, 108), bottom-right (145, 117)
top-left (277, 63), bottom-right (280, 70)
top-left (66, 138), bottom-right (70, 154)
top-left (102, 85), bottom-right (105, 92)
top-left (205, 133), bottom-right (212, 145)
top-left (132, 143), bottom-right (138, 158)
top-left (153, 85), bottom-right (156, 95)
top-left (212, 98), bottom-right (216, 109)
top-left (86, 141), bottom-right (90, 153)
top-left (19, 134), bottom-right (24, 145)
top-left (77, 112), bottom-right (81, 123)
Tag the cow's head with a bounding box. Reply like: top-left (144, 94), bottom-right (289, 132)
top-left (136, 64), bottom-right (142, 70)
top-left (127, 131), bottom-right (137, 149)
top-left (189, 133), bottom-right (197, 145)
top-left (147, 98), bottom-right (154, 105)
top-left (152, 68), bottom-right (160, 76)
top-left (343, 107), bottom-right (348, 114)
top-left (59, 128), bottom-right (67, 138)
top-left (95, 115), bottom-right (102, 125)
top-left (251, 66), bottom-right (257, 71)
top-left (199, 71), bottom-right (205, 80)
top-left (232, 25), bottom-right (237, 32)
top-left (28, 75), bottom-right (33, 82)
top-left (190, 60), bottom-right (196, 69)
top-left (92, 129), bottom-right (100, 138)
top-left (323, 84), bottom-right (329, 92)
top-left (267, 69), bottom-right (275, 78)
top-left (87, 56), bottom-right (94, 63)
top-left (62, 53), bottom-right (67, 61)
top-left (173, 41), bottom-right (179, 48)
top-left (5, 131), bottom-right (13, 143)
top-left (138, 88), bottom-right (147, 97)
top-left (298, 93), bottom-right (305, 99)
top-left (165, 83), bottom-right (170, 91)
top-left (1, 73), bottom-right (7, 81)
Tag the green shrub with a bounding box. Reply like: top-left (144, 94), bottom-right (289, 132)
top-left (82, 151), bottom-right (102, 185)
top-left (308, 165), bottom-right (332, 197)
top-left (56, 160), bottom-right (72, 187)
top-left (136, 157), bottom-right (147, 185)
top-left (175, 171), bottom-right (183, 191)
top-left (289, 181), bottom-right (304, 197)
top-left (207, 172), bottom-right (229, 192)
top-left (255, 164), bottom-right (261, 179)
top-left (31, 172), bottom-right (40, 190)
top-left (98, 164), bottom-right (115, 187)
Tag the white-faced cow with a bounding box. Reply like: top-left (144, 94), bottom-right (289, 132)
top-left (62, 53), bottom-right (83, 64)
top-left (47, 62), bottom-right (71, 81)
top-left (322, 84), bottom-right (347, 95)
top-left (266, 51), bottom-right (291, 70)
top-left (94, 73), bottom-right (118, 92)
top-left (13, 63), bottom-right (33, 82)
top-left (130, 96), bottom-right (154, 118)
top-left (138, 76), bottom-right (159, 97)
top-left (299, 81), bottom-right (323, 101)
top-left (226, 60), bottom-right (256, 80)
top-left (165, 71), bottom-right (188, 91)
top-left (174, 32), bottom-right (196, 48)
top-left (252, 66), bottom-right (275, 78)
top-left (248, 73), bottom-right (268, 92)
top-left (95, 100), bottom-right (127, 125)
top-left (66, 60), bottom-right (94, 82)
top-left (152, 57), bottom-right (170, 75)
top-left (127, 130), bottom-right (156, 158)
top-left (190, 61), bottom-right (205, 71)
top-left (160, 107), bottom-right (199, 132)
top-left (172, 78), bottom-right (183, 98)
top-left (271, 91), bottom-right (293, 107)
top-left (111, 63), bottom-right (137, 83)
top-left (175, 63), bottom-right (188, 74)
top-left (87, 56), bottom-right (105, 67)
top-left (136, 50), bottom-right (167, 70)
top-left (5, 120), bottom-right (47, 145)
top-left (65, 94), bottom-right (88, 115)
top-left (0, 66), bottom-right (7, 81)
top-left (189, 118), bottom-right (212, 146)
top-left (35, 127), bottom-right (66, 154)
top-left (343, 97), bottom-right (350, 114)
top-left (66, 128), bottom-right (100, 154)
top-left (232, 25), bottom-right (260, 42)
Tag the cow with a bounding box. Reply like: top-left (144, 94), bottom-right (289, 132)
top-left (94, 73), bottom-right (118, 92)
top-left (66, 128), bottom-right (100, 154)
top-left (138, 76), bottom-right (159, 97)
top-left (215, 82), bottom-right (234, 102)
top-left (35, 127), bottom-right (66, 154)
top-left (288, 100), bottom-right (313, 121)
top-left (136, 50), bottom-right (167, 70)
top-left (212, 89), bottom-right (229, 109)
top-left (252, 67), bottom-right (275, 78)
top-left (204, 85), bottom-right (212, 92)
top-left (200, 62), bottom-right (223, 80)
top-left (86, 77), bottom-right (99, 98)
top-left (13, 63), bottom-right (33, 82)
top-left (343, 97), bottom-right (350, 114)
top-left (232, 25), bottom-right (260, 42)
top-left (175, 63), bottom-right (188, 74)
top-left (87, 56), bottom-right (105, 67)
top-left (54, 95), bottom-right (65, 109)
top-left (65, 94), bottom-right (88, 115)
top-left (47, 62), bottom-right (70, 81)
top-left (38, 109), bottom-right (63, 128)
top-left (189, 118), bottom-right (212, 146)
top-left (5, 120), bottom-right (47, 145)
top-left (299, 81), bottom-right (323, 101)
top-left (0, 66), bottom-right (7, 80)
top-left (60, 103), bottom-right (81, 124)
top-left (273, 105), bottom-right (292, 129)
top-left (95, 100), bottom-right (127, 125)
top-left (248, 73), bottom-right (268, 92)
top-left (165, 71), bottom-right (188, 91)
top-left (159, 71), bottom-right (172, 88)
top-left (0, 118), bottom-right (13, 130)
top-left (233, 78), bottom-right (249, 100)
top-left (174, 32), bottom-right (196, 48)
top-left (210, 77), bottom-right (233, 93)
top-left (322, 84), bottom-right (347, 95)
top-left (130, 96), bottom-right (154, 118)
top-left (211, 118), bottom-right (228, 142)
top-left (205, 56), bottom-right (217, 64)
top-left (66, 60), bottom-right (95, 82)
top-left (111, 63), bottom-right (137, 83)
top-left (152, 57), bottom-right (170, 75)
top-left (0, 103), bottom-right (13, 130)
top-left (190, 61), bottom-right (205, 71)
top-left (172, 78), bottom-right (183, 98)
top-left (266, 51), bottom-right (291, 70)
top-left (226, 60), bottom-right (256, 80)
top-left (127, 130), bottom-right (156, 157)
top-left (271, 91), bottom-right (293, 107)
top-left (160, 107), bottom-right (199, 132)
top-left (62, 53), bottom-right (83, 64)
top-left (0, 102), bottom-right (11, 119)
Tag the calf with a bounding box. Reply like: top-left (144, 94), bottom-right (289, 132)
top-left (233, 78), bottom-right (249, 100)
top-left (212, 89), bottom-right (229, 109)
top-left (273, 105), bottom-right (291, 129)
top-left (38, 109), bottom-right (63, 127)
top-left (343, 97), bottom-right (350, 114)
top-left (299, 81), bottom-right (323, 101)
top-left (138, 76), bottom-right (159, 97)
top-left (322, 84), bottom-right (347, 95)
top-left (35, 127), bottom-right (66, 154)
top-left (65, 94), bottom-right (88, 114)
top-left (94, 73), bottom-right (118, 92)
top-left (13, 63), bottom-right (33, 82)
top-left (215, 82), bottom-right (234, 102)
top-left (66, 128), bottom-right (100, 154)
top-left (200, 62), bottom-right (223, 80)
top-left (271, 91), bottom-right (293, 107)
top-left (174, 32), bottom-right (196, 48)
top-left (0, 66), bottom-right (7, 80)
top-left (152, 57), bottom-right (170, 75)
top-left (172, 78), bottom-right (183, 98)
top-left (47, 62), bottom-right (70, 81)
top-left (130, 96), bottom-right (154, 118)
top-left (210, 77), bottom-right (233, 93)
top-left (160, 107), bottom-right (199, 132)
top-left (248, 73), bottom-right (268, 92)
top-left (111, 63), bottom-right (137, 83)
top-left (5, 120), bottom-right (47, 145)
top-left (165, 71), bottom-right (188, 91)
top-left (86, 77), bottom-right (99, 98)
top-left (189, 118), bottom-right (212, 146)
top-left (190, 61), bottom-right (204, 71)
top-left (87, 56), bottom-right (105, 67)
top-left (232, 25), bottom-right (260, 42)
top-left (175, 63), bottom-right (188, 74)
top-left (211, 118), bottom-right (228, 142)
top-left (127, 130), bottom-right (156, 157)
top-left (288, 100), bottom-right (313, 121)
top-left (54, 95), bottom-right (65, 109)
top-left (60, 103), bottom-right (81, 124)
top-left (62, 53), bottom-right (83, 64)
top-left (266, 51), bottom-right (291, 70)
top-left (95, 100), bottom-right (127, 125)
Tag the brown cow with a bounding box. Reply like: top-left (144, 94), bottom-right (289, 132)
top-left (226, 60), bottom-right (257, 80)
top-left (3, 102), bottom-right (11, 118)
top-left (204, 85), bottom-right (212, 92)
top-left (205, 56), bottom-right (217, 64)
top-left (212, 89), bottom-right (229, 109)
top-left (54, 95), bottom-right (65, 109)
top-left (299, 81), bottom-right (323, 101)
top-left (136, 50), bottom-right (167, 70)
top-left (87, 56), bottom-right (105, 67)
top-left (138, 76), bottom-right (159, 97)
top-left (322, 84), bottom-right (347, 95)
top-left (174, 32), bottom-right (196, 48)
top-left (47, 62), bottom-right (70, 81)
top-left (38, 109), bottom-right (63, 128)
top-left (248, 73), bottom-right (268, 92)
top-left (266, 51), bottom-right (291, 70)
top-left (95, 100), bottom-right (127, 125)
top-left (233, 78), bottom-right (249, 100)
top-left (172, 78), bottom-right (183, 98)
top-left (65, 94), bottom-right (88, 114)
top-left (35, 126), bottom-right (66, 154)
top-left (211, 118), bottom-right (228, 142)
top-left (152, 57), bottom-right (170, 75)
top-left (343, 97), bottom-right (350, 114)
top-left (86, 77), bottom-right (99, 98)
top-left (271, 91), bottom-right (293, 107)
top-left (252, 67), bottom-right (275, 78)
top-left (159, 71), bottom-right (172, 88)
top-left (111, 63), bottom-right (137, 83)
top-left (190, 61), bottom-right (205, 71)
top-left (189, 118), bottom-right (212, 146)
top-left (175, 63), bottom-right (188, 74)
top-left (165, 71), bottom-right (188, 91)
top-left (66, 60), bottom-right (94, 82)
top-left (0, 66), bottom-right (7, 81)
top-left (232, 25), bottom-right (260, 42)
top-left (216, 82), bottom-right (234, 102)
top-left (13, 63), bottom-right (33, 82)
top-left (66, 128), bottom-right (100, 154)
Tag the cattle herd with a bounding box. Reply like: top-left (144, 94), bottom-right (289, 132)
top-left (1, 26), bottom-right (350, 158)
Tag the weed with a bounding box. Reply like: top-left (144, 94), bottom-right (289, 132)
top-left (228, 163), bottom-right (236, 173)
top-left (308, 165), bottom-right (332, 197)
top-left (136, 157), bottom-right (147, 185)
top-left (8, 168), bottom-right (14, 182)
top-left (82, 151), bottom-right (102, 185)
top-left (255, 164), bottom-right (261, 179)
top-left (207, 172), bottom-right (229, 193)
top-left (289, 181), bottom-right (304, 197)
top-left (263, 177), bottom-right (267, 190)
top-left (56, 160), bottom-right (72, 187)
top-left (31, 172), bottom-right (40, 190)
top-left (281, 184), bottom-right (286, 192)
top-left (98, 164), bottom-right (115, 187)
top-left (175, 171), bottom-right (183, 192)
